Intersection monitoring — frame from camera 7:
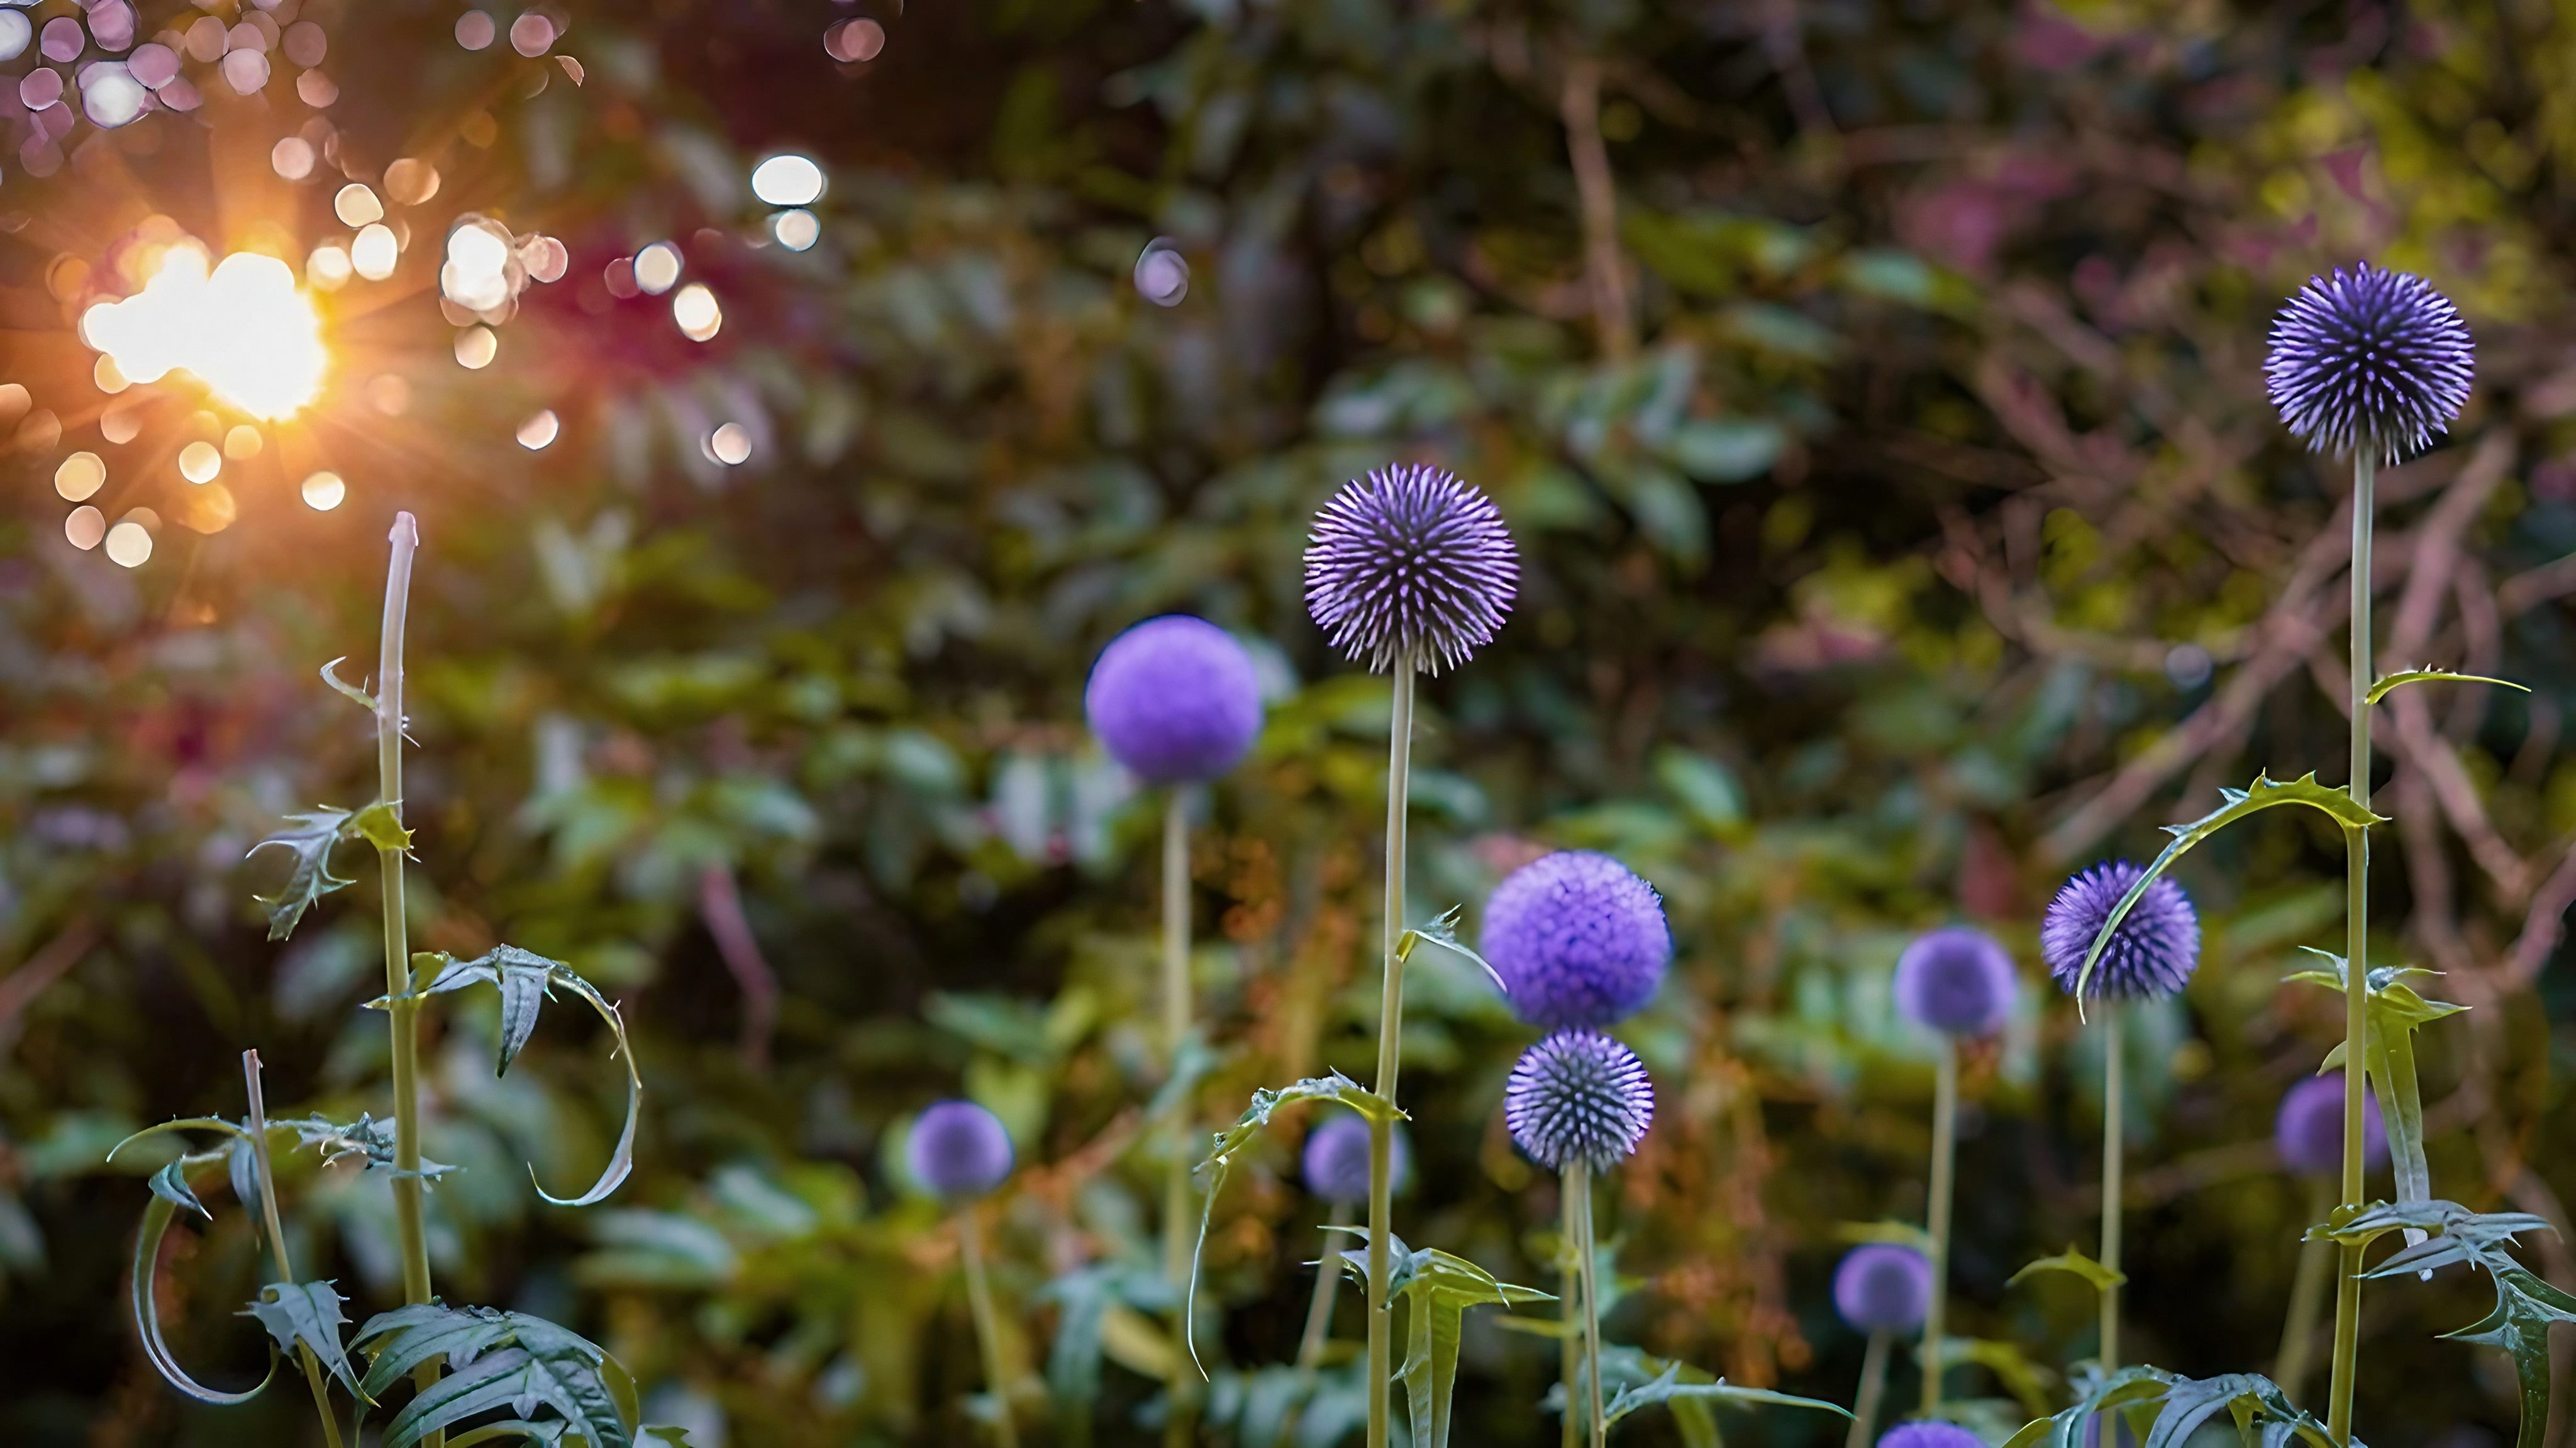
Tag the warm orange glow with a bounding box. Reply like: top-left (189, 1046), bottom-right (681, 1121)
top-left (80, 247), bottom-right (328, 419)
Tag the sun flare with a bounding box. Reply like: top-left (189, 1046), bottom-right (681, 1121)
top-left (79, 245), bottom-right (328, 420)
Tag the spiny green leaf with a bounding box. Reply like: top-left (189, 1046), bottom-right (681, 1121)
top-left (2008, 1244), bottom-right (2128, 1294)
top-left (413, 947), bottom-right (640, 1205)
top-left (272, 1113), bottom-right (460, 1181)
top-left (319, 656), bottom-right (377, 711)
top-left (2138, 1371), bottom-right (2341, 1448)
top-left (2292, 952), bottom-right (2468, 1246)
top-left (2365, 668), bottom-right (2528, 706)
top-left (1392, 1245), bottom-right (1553, 1448)
top-left (148, 1159), bottom-right (213, 1220)
top-left (242, 1280), bottom-right (367, 1400)
top-left (356, 1304), bottom-right (633, 1448)
top-left (246, 807), bottom-right (358, 941)
top-left (1397, 905), bottom-right (1509, 995)
top-left (1999, 1365), bottom-right (2176, 1448)
top-left (350, 800), bottom-right (414, 854)
top-left (2071, 773), bottom-right (2384, 1009)
top-left (2445, 1266), bottom-right (2576, 1448)
top-left (1600, 1361), bottom-right (1853, 1429)
top-left (131, 1180), bottom-right (275, 1406)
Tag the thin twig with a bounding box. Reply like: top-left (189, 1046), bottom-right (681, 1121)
top-left (697, 864), bottom-right (780, 1072)
top-left (1558, 55), bottom-right (1633, 360)
top-left (0, 918), bottom-right (97, 1054)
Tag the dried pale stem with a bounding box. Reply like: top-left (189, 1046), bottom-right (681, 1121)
top-left (2276, 1175), bottom-right (2336, 1406)
top-left (2328, 450), bottom-right (2375, 1447)
top-left (245, 1051), bottom-right (346, 1448)
top-left (958, 1205), bottom-right (1021, 1448)
top-left (2099, 999), bottom-right (2123, 1374)
top-left (1365, 659), bottom-right (1417, 1448)
top-left (374, 512), bottom-right (439, 1445)
top-left (1161, 787), bottom-right (1196, 1448)
top-left (1571, 1159), bottom-right (1605, 1448)
top-left (1846, 1331), bottom-right (1890, 1448)
top-left (1922, 1037), bottom-right (1958, 1412)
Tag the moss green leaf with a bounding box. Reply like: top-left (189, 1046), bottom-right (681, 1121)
top-left (2007, 1244), bottom-right (2128, 1294)
top-left (350, 800), bottom-right (413, 855)
top-left (2365, 669), bottom-right (2528, 706)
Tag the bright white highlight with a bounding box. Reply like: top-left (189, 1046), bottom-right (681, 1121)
top-left (80, 247), bottom-right (327, 420)
top-left (752, 153), bottom-right (824, 207)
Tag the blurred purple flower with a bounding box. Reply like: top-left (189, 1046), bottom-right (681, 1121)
top-left (2265, 262), bottom-right (2473, 462)
top-left (1894, 926), bottom-right (2018, 1037)
top-left (1833, 1243), bottom-right (1932, 1334)
top-left (1480, 850), bottom-right (1671, 1030)
top-left (1083, 615), bottom-right (1264, 784)
top-left (2275, 1072), bottom-right (2387, 1176)
top-left (2040, 861), bottom-right (2200, 1001)
top-left (1879, 1424), bottom-right (1985, 1448)
top-left (1303, 463), bottom-right (1516, 674)
top-left (1504, 1029), bottom-right (1653, 1171)
top-left (908, 1100), bottom-right (1014, 1200)
top-left (1303, 1113), bottom-right (1409, 1203)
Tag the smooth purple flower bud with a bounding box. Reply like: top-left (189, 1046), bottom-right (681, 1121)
top-left (1505, 1029), bottom-right (1653, 1171)
top-left (1480, 850), bottom-right (1672, 1030)
top-left (1894, 927), bottom-right (2017, 1037)
top-left (908, 1100), bottom-right (1014, 1200)
top-left (1879, 1423), bottom-right (1985, 1448)
top-left (1302, 1114), bottom-right (1409, 1203)
top-left (1833, 1244), bottom-right (1933, 1334)
top-left (2275, 1072), bottom-right (2386, 1176)
top-left (2265, 261), bottom-right (2474, 463)
top-left (2040, 861), bottom-right (2200, 1002)
top-left (1083, 615), bottom-right (1265, 784)
top-left (1302, 463), bottom-right (1517, 675)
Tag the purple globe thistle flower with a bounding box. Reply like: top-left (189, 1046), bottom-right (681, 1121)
top-left (2275, 1072), bottom-right (2387, 1176)
top-left (1894, 927), bottom-right (2018, 1037)
top-left (908, 1100), bottom-right (1014, 1200)
top-left (1302, 463), bottom-right (1518, 675)
top-left (1879, 1424), bottom-right (1985, 1448)
top-left (1480, 850), bottom-right (1672, 1030)
top-left (1302, 1114), bottom-right (1411, 1203)
top-left (2265, 262), bottom-right (2474, 463)
top-left (1504, 1029), bottom-right (1654, 1172)
top-left (1084, 615), bottom-right (1265, 784)
top-left (2040, 861), bottom-right (2201, 1002)
top-left (1833, 1243), bottom-right (1933, 1334)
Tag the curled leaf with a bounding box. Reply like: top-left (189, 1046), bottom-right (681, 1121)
top-left (108, 1116), bottom-right (250, 1165)
top-left (319, 656), bottom-right (377, 711)
top-left (132, 1176), bottom-right (276, 1406)
top-left (2365, 668), bottom-right (2528, 706)
top-left (411, 947), bottom-right (641, 1205)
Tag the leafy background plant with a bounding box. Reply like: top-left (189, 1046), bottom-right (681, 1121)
top-left (4, 0), bottom-right (2576, 1444)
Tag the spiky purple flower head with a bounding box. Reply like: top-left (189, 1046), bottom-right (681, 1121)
top-left (1894, 926), bottom-right (2018, 1037)
top-left (1879, 1425), bottom-right (1984, 1448)
top-left (1303, 463), bottom-right (1517, 675)
top-left (1505, 1029), bottom-right (1654, 1171)
top-left (1303, 1113), bottom-right (1410, 1203)
top-left (908, 1100), bottom-right (1014, 1200)
top-left (2265, 262), bottom-right (2474, 464)
top-left (2275, 1072), bottom-right (2386, 1176)
top-left (2040, 861), bottom-right (2201, 1002)
top-left (1481, 850), bottom-right (1672, 1030)
top-left (1084, 615), bottom-right (1265, 784)
top-left (1833, 1243), bottom-right (1932, 1334)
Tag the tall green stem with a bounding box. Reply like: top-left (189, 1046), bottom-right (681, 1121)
top-left (375, 513), bottom-right (438, 1444)
top-left (2328, 450), bottom-right (2375, 1445)
top-left (2099, 1000), bottom-right (2123, 1374)
top-left (1560, 1166), bottom-right (1580, 1448)
top-left (1846, 1331), bottom-right (1890, 1448)
top-left (1160, 788), bottom-right (1196, 1448)
top-left (2276, 1174), bottom-right (2337, 1405)
top-left (1296, 1201), bottom-right (1355, 1373)
top-left (958, 1205), bottom-right (1021, 1448)
top-left (1922, 1037), bottom-right (1958, 1412)
top-left (244, 1051), bottom-right (346, 1448)
top-left (1365, 659), bottom-right (1417, 1448)
top-left (1571, 1159), bottom-right (1605, 1448)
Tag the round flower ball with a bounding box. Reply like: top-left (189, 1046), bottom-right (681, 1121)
top-left (1894, 927), bottom-right (2017, 1037)
top-left (1879, 1424), bottom-right (1985, 1448)
top-left (1504, 1029), bottom-right (1654, 1172)
top-left (908, 1100), bottom-right (1014, 1200)
top-left (2265, 262), bottom-right (2474, 463)
top-left (2276, 1072), bottom-right (2387, 1176)
top-left (1084, 615), bottom-right (1265, 784)
top-left (1481, 850), bottom-right (1671, 1030)
top-left (2040, 860), bottom-right (2201, 1002)
top-left (1833, 1243), bottom-right (1933, 1335)
top-left (1302, 1113), bottom-right (1410, 1204)
top-left (1303, 462), bottom-right (1518, 675)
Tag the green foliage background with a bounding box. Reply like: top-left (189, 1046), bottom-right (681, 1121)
top-left (3, 0), bottom-right (2575, 1443)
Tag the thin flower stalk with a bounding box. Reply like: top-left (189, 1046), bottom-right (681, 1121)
top-left (2099, 1000), bottom-right (2124, 1373)
top-left (1365, 655), bottom-right (1416, 1448)
top-left (1922, 1037), bottom-right (1958, 1411)
top-left (244, 1050), bottom-right (346, 1448)
top-left (1845, 1330), bottom-right (1891, 1448)
top-left (1568, 1158), bottom-right (1605, 1448)
top-left (1162, 786), bottom-right (1196, 1447)
top-left (958, 1204), bottom-right (1021, 1448)
top-left (2325, 448), bottom-right (2374, 1444)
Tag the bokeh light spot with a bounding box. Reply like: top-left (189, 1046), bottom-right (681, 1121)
top-left (1135, 240), bottom-right (1189, 306)
top-left (100, 403), bottom-right (141, 445)
top-left (104, 518), bottom-right (152, 567)
top-left (301, 470), bottom-right (345, 510)
top-left (752, 154), bottom-right (825, 207)
top-left (308, 243), bottom-right (352, 290)
top-left (672, 283), bottom-right (722, 342)
top-left (272, 137), bottom-right (316, 180)
top-left (352, 223), bottom-right (399, 280)
top-left (456, 11), bottom-right (496, 50)
top-left (178, 440), bottom-right (221, 483)
top-left (0, 14), bottom-right (29, 65)
top-left (65, 505), bottom-right (104, 550)
top-left (708, 422), bottom-right (752, 465)
top-left (223, 424), bottom-right (263, 460)
top-left (635, 242), bottom-right (681, 295)
top-left (771, 209), bottom-right (821, 252)
top-left (385, 157), bottom-right (440, 206)
top-left (80, 247), bottom-right (327, 420)
top-left (335, 184), bottom-right (383, 227)
top-left (517, 409), bottom-right (559, 450)
top-left (454, 325), bottom-right (497, 369)
top-left (221, 48), bottom-right (269, 95)
top-left (54, 452), bottom-right (104, 502)
top-left (824, 18), bottom-right (884, 63)
top-left (509, 13), bottom-right (556, 57)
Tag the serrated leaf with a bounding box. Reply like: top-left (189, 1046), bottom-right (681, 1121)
top-left (2138, 1372), bottom-right (2340, 1448)
top-left (2446, 1266), bottom-right (2576, 1448)
top-left (1999, 1365), bottom-right (2175, 1448)
top-left (2292, 951), bottom-right (2468, 1244)
top-left (247, 808), bottom-right (358, 941)
top-left (1600, 1362), bottom-right (1852, 1430)
top-left (148, 1159), bottom-right (213, 1220)
top-left (2365, 669), bottom-right (2528, 706)
top-left (1392, 1245), bottom-right (1553, 1448)
top-left (356, 1304), bottom-right (633, 1448)
top-left (2008, 1244), bottom-right (2128, 1293)
top-left (272, 1112), bottom-right (459, 1181)
top-left (132, 1174), bottom-right (276, 1406)
top-left (2070, 774), bottom-right (2384, 1008)
top-left (418, 947), bottom-right (640, 1205)
top-left (320, 656), bottom-right (377, 711)
top-left (243, 1280), bottom-right (367, 1400)
top-left (1182, 1075), bottom-right (1402, 1378)
top-left (1397, 905), bottom-right (1509, 995)
top-left (351, 800), bottom-right (414, 854)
